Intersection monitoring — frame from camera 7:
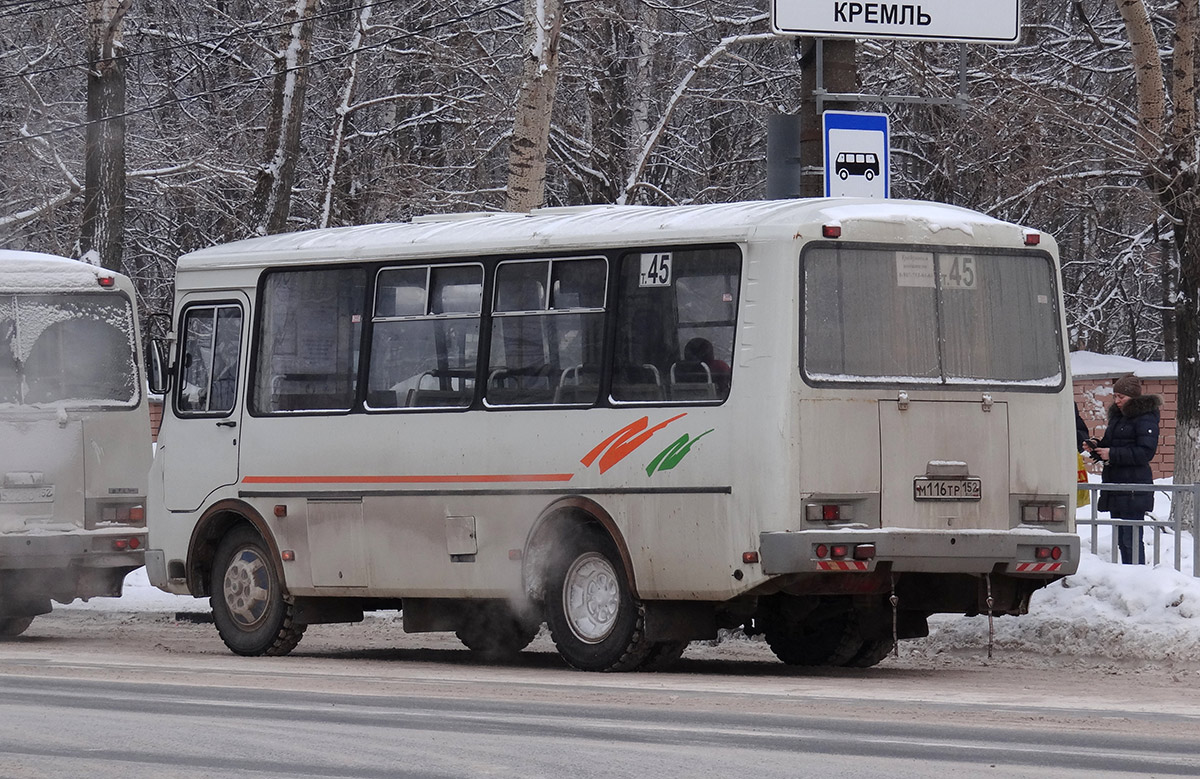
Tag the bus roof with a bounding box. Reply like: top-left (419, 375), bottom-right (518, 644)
top-left (178, 198), bottom-right (1047, 270)
top-left (0, 250), bottom-right (125, 292)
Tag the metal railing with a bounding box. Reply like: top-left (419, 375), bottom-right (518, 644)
top-left (1076, 482), bottom-right (1200, 576)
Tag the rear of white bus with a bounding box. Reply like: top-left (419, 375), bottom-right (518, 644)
top-left (755, 214), bottom-right (1078, 659)
top-left (0, 254), bottom-right (150, 635)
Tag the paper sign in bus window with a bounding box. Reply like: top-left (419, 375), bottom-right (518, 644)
top-left (895, 251), bottom-right (935, 287)
top-left (639, 253), bottom-right (672, 287)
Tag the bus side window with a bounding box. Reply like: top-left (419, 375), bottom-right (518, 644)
top-left (611, 247), bottom-right (740, 403)
top-left (486, 258), bottom-right (606, 407)
top-left (251, 268), bottom-right (365, 414)
top-left (367, 263), bottom-right (482, 410)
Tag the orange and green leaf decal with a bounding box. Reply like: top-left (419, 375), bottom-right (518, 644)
top-left (581, 413), bottom-right (686, 474)
top-left (645, 429), bottom-right (713, 476)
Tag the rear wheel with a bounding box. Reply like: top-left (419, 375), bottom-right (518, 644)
top-left (843, 638), bottom-right (894, 668)
top-left (211, 526), bottom-right (305, 657)
top-left (761, 595), bottom-right (863, 667)
top-left (456, 601), bottom-right (540, 659)
top-left (0, 617), bottom-right (34, 637)
top-left (639, 640), bottom-right (688, 672)
top-left (545, 528), bottom-right (651, 672)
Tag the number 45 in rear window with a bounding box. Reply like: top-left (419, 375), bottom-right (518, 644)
top-left (939, 255), bottom-right (977, 290)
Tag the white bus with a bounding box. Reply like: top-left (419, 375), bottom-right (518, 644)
top-left (0, 251), bottom-right (150, 636)
top-left (146, 199), bottom-right (1079, 670)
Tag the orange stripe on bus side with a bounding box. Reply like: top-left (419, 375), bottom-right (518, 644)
top-left (241, 473), bottom-right (575, 485)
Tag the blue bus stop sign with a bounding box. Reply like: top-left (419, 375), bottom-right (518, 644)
top-left (823, 111), bottom-right (889, 198)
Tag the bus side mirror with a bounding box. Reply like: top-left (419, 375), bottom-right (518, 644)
top-left (147, 338), bottom-right (171, 396)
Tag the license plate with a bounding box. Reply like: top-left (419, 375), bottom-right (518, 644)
top-left (913, 477), bottom-right (981, 501)
top-left (0, 486), bottom-right (55, 504)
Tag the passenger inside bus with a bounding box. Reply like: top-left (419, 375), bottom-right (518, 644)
top-left (670, 337), bottom-right (731, 398)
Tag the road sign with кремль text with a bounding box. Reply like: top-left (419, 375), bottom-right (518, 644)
top-left (771, 1), bottom-right (1021, 44)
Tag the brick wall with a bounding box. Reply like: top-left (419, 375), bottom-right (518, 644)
top-left (1073, 377), bottom-right (1176, 480)
top-left (149, 397), bottom-right (163, 443)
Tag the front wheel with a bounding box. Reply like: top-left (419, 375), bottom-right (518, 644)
top-left (545, 528), bottom-right (651, 672)
top-left (211, 526), bottom-right (305, 657)
top-left (0, 616), bottom-right (34, 637)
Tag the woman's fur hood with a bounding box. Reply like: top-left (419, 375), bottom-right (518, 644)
top-left (1108, 394), bottom-right (1162, 421)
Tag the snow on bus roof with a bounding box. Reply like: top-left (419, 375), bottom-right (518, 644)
top-left (0, 250), bottom-right (118, 290)
top-left (179, 198), bottom-right (1036, 268)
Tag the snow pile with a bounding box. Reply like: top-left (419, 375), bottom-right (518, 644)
top-left (913, 551), bottom-right (1200, 665)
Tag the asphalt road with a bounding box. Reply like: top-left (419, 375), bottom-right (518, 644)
top-left (0, 610), bottom-right (1196, 778)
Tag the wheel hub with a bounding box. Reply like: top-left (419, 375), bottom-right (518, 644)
top-left (222, 547), bottom-right (271, 629)
top-left (563, 552), bottom-right (620, 644)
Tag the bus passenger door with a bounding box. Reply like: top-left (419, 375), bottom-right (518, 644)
top-left (162, 295), bottom-right (248, 513)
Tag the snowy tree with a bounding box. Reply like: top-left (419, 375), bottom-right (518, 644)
top-left (250, 0), bottom-right (321, 235)
top-left (81, 0), bottom-right (132, 272)
top-left (1112, 0), bottom-right (1199, 525)
top-left (505, 0), bottom-right (562, 212)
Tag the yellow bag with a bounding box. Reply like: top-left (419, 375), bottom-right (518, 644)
top-left (1076, 452), bottom-right (1090, 507)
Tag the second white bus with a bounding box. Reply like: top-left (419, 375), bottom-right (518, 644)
top-left (1, 251), bottom-right (150, 635)
top-left (146, 198), bottom-right (1079, 670)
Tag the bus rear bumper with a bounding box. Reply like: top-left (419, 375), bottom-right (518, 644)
top-left (0, 531), bottom-right (146, 571)
top-left (758, 528), bottom-right (1080, 577)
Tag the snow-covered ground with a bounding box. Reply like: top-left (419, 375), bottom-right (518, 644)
top-left (65, 484), bottom-right (1200, 665)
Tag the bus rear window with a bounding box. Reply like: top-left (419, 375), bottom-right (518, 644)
top-left (1, 294), bottom-right (138, 407)
top-left (802, 245), bottom-right (1063, 386)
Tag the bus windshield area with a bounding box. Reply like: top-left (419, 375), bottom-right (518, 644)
top-left (0, 294), bottom-right (139, 407)
top-left (802, 245), bottom-right (1063, 386)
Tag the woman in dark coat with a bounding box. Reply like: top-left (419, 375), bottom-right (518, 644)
top-left (1083, 375), bottom-right (1161, 564)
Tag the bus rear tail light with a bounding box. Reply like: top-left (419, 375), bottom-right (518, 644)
top-left (1034, 546), bottom-right (1065, 561)
top-left (813, 543), bottom-right (875, 561)
top-left (97, 276), bottom-right (115, 288)
top-left (1021, 502), bottom-right (1068, 523)
top-left (1024, 231), bottom-right (1041, 246)
top-left (822, 224), bottom-right (842, 239)
top-left (806, 503), bottom-right (855, 522)
top-left (102, 504), bottom-right (146, 524)
top-left (112, 536), bottom-right (142, 551)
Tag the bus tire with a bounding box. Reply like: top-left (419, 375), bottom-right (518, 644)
top-left (455, 601), bottom-right (540, 659)
top-left (838, 169), bottom-right (849, 180)
top-left (842, 638), bottom-right (894, 668)
top-left (211, 526), bottom-right (305, 657)
top-left (545, 528), bottom-right (651, 672)
top-left (761, 595), bottom-right (863, 667)
top-left (0, 616), bottom-right (34, 637)
top-left (638, 640), bottom-right (688, 672)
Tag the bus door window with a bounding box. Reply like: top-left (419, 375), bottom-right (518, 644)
top-left (251, 268), bottom-right (366, 414)
top-left (177, 304), bottom-right (242, 415)
top-left (487, 257), bottom-right (606, 407)
top-left (367, 264), bottom-right (482, 409)
top-left (611, 247), bottom-right (740, 403)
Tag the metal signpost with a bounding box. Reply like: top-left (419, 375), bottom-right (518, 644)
top-left (771, 1), bottom-right (1021, 44)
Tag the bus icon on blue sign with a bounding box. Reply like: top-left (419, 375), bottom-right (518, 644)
top-left (835, 152), bottom-right (880, 181)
